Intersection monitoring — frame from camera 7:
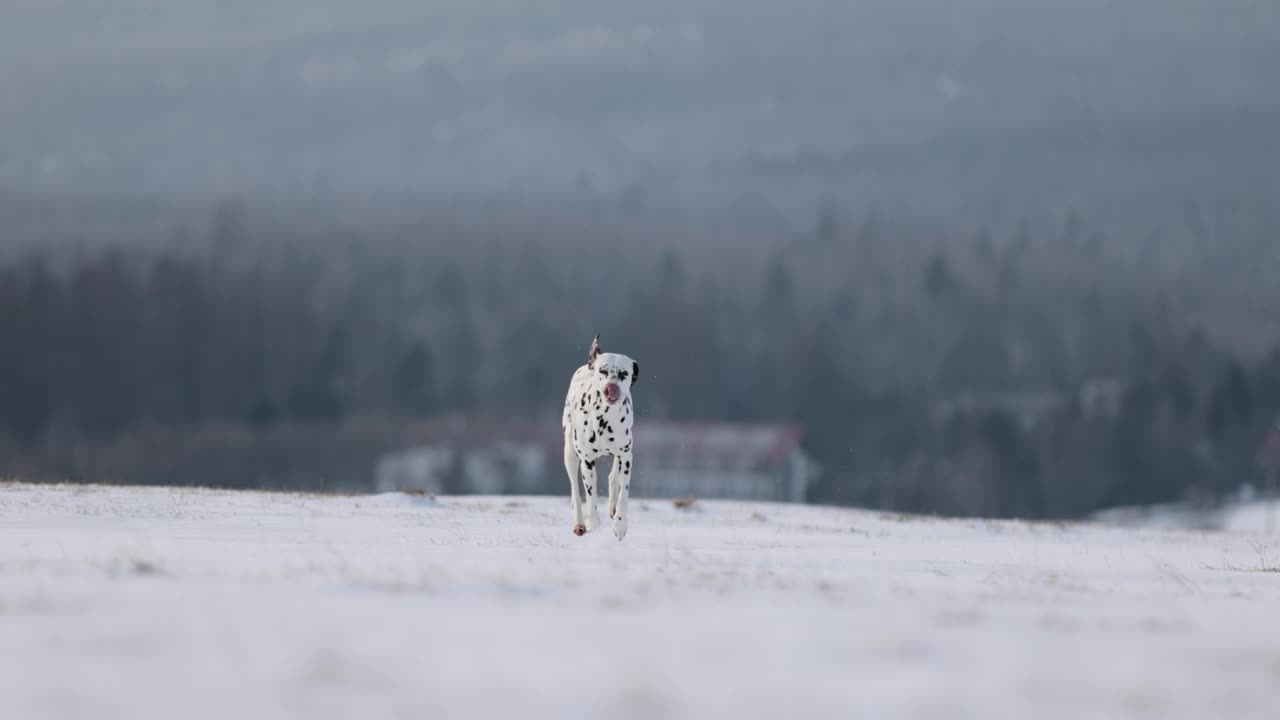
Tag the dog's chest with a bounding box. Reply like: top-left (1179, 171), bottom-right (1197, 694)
top-left (568, 396), bottom-right (633, 458)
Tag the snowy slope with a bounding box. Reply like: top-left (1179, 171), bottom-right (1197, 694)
top-left (1, 481), bottom-right (1279, 720)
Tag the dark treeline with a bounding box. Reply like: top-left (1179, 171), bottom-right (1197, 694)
top-left (2, 195), bottom-right (1279, 517)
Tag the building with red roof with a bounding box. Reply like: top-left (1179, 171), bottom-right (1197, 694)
top-left (374, 418), bottom-right (817, 503)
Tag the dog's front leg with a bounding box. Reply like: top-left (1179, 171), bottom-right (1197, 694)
top-left (582, 458), bottom-right (601, 532)
top-left (612, 450), bottom-right (632, 541)
top-left (607, 457), bottom-right (620, 519)
top-left (563, 435), bottom-right (585, 536)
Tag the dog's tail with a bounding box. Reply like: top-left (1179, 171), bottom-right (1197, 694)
top-left (588, 334), bottom-right (602, 368)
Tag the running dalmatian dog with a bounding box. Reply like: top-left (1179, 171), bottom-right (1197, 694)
top-left (561, 335), bottom-right (639, 540)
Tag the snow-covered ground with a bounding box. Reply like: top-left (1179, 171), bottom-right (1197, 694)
top-left (2, 482), bottom-right (1279, 720)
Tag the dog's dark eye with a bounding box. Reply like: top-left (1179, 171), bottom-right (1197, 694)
top-left (619, 372), bottom-right (628, 381)
top-left (599, 369), bottom-right (608, 376)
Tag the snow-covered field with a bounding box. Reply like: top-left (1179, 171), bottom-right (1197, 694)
top-left (2, 482), bottom-right (1279, 720)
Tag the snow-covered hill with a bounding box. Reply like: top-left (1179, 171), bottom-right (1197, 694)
top-left (2, 482), bottom-right (1279, 719)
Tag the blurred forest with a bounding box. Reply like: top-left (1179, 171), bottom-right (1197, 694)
top-left (2, 190), bottom-right (1278, 519)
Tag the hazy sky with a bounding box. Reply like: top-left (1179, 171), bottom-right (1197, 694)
top-left (2, 1), bottom-right (1278, 203)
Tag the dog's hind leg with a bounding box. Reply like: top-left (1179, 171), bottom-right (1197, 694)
top-left (564, 433), bottom-right (585, 536)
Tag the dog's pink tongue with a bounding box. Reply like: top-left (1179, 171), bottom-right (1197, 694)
top-left (605, 383), bottom-right (621, 404)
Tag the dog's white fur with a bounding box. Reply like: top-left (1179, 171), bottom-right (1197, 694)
top-left (561, 336), bottom-right (639, 540)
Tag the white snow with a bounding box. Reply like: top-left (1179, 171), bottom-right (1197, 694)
top-left (2, 481), bottom-right (1280, 720)
top-left (1222, 501), bottom-right (1280, 537)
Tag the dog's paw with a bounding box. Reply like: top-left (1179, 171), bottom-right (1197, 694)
top-left (612, 515), bottom-right (628, 541)
top-left (585, 506), bottom-right (601, 532)
top-left (573, 524), bottom-right (586, 536)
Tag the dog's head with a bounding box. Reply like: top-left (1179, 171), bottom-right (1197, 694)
top-left (587, 335), bottom-right (639, 406)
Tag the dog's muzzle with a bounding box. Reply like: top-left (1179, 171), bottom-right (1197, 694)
top-left (605, 383), bottom-right (621, 404)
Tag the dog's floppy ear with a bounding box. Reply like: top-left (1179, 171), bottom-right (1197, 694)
top-left (631, 361), bottom-right (640, 385)
top-left (588, 334), bottom-right (601, 368)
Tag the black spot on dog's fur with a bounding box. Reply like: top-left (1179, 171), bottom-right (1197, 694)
top-left (586, 460), bottom-right (595, 470)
